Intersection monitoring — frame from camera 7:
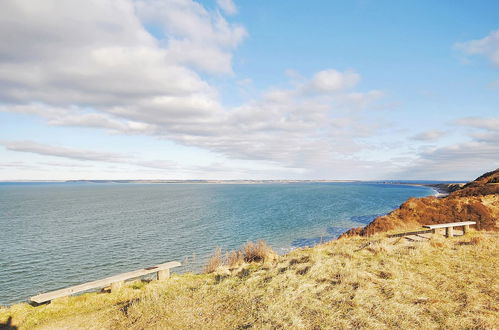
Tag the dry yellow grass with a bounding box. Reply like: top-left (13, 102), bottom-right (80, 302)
top-left (242, 240), bottom-right (273, 263)
top-left (1, 231), bottom-right (498, 329)
top-left (204, 240), bottom-right (275, 274)
top-left (203, 247), bottom-right (223, 274)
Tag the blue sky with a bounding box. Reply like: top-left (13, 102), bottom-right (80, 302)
top-left (0, 0), bottom-right (498, 180)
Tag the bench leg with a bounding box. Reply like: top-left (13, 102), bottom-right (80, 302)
top-left (157, 269), bottom-right (170, 281)
top-left (445, 227), bottom-right (454, 238)
top-left (111, 281), bottom-right (124, 292)
top-left (463, 225), bottom-right (469, 235)
top-left (433, 228), bottom-right (443, 236)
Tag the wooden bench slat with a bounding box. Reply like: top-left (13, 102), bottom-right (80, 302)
top-left (388, 229), bottom-right (433, 238)
top-left (30, 261), bottom-right (181, 303)
top-left (422, 221), bottom-right (476, 229)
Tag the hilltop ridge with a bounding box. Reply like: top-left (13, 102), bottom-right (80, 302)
top-left (341, 168), bottom-right (499, 237)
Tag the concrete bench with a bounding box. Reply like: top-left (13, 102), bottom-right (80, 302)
top-left (423, 221), bottom-right (476, 238)
top-left (30, 261), bottom-right (181, 304)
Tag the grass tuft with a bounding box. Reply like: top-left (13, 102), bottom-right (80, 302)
top-left (242, 240), bottom-right (272, 263)
top-left (204, 240), bottom-right (275, 273)
top-left (226, 250), bottom-right (244, 268)
top-left (470, 236), bottom-right (482, 245)
top-left (203, 247), bottom-right (223, 274)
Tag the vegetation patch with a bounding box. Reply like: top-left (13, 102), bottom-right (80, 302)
top-left (1, 231), bottom-right (497, 329)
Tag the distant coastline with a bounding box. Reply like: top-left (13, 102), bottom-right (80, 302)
top-left (374, 181), bottom-right (467, 197)
top-left (0, 179), bottom-right (466, 185)
top-left (64, 179), bottom-right (361, 184)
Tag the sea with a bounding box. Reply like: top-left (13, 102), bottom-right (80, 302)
top-left (0, 182), bottom-right (434, 305)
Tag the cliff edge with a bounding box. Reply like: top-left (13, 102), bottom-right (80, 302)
top-left (341, 168), bottom-right (499, 237)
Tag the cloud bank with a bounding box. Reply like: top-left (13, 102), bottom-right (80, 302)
top-left (0, 0), bottom-right (392, 178)
top-left (0, 1), bottom-right (497, 180)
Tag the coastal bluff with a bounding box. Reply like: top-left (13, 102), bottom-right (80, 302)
top-left (340, 168), bottom-right (499, 238)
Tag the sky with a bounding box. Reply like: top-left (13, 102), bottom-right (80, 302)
top-left (0, 0), bottom-right (498, 181)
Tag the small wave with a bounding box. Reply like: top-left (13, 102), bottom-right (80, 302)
top-left (350, 213), bottom-right (386, 224)
top-left (289, 214), bottom-right (386, 249)
top-left (430, 188), bottom-right (448, 198)
top-left (291, 236), bottom-right (336, 248)
top-left (290, 226), bottom-right (350, 248)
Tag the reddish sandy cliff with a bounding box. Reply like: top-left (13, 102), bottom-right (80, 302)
top-left (341, 169), bottom-right (499, 237)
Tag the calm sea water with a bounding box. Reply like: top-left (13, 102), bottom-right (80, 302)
top-left (0, 182), bottom-right (433, 305)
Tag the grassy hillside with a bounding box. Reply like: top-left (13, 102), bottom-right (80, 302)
top-left (1, 231), bottom-right (498, 329)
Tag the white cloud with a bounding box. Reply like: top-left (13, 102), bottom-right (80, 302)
top-left (217, 0), bottom-right (238, 15)
top-left (0, 140), bottom-right (184, 172)
top-left (307, 70), bottom-right (361, 93)
top-left (0, 161), bottom-right (38, 170)
top-left (456, 117), bottom-right (499, 132)
top-left (2, 141), bottom-right (130, 163)
top-left (0, 0), bottom-right (239, 110)
top-left (39, 162), bottom-right (94, 168)
top-left (135, 0), bottom-right (246, 73)
top-left (0, 103), bottom-right (155, 134)
top-left (393, 116), bottom-right (499, 180)
top-left (411, 130), bottom-right (445, 141)
top-left (455, 116), bottom-right (499, 146)
top-left (393, 141), bottom-right (499, 180)
top-left (456, 29), bottom-right (499, 66)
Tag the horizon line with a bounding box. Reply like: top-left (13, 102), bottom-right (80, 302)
top-left (0, 179), bottom-right (468, 183)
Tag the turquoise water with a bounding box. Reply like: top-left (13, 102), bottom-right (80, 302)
top-left (0, 182), bottom-right (432, 305)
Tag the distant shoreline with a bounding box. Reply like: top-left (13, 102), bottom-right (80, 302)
top-left (64, 179), bottom-right (363, 184)
top-left (398, 182), bottom-right (466, 197)
top-left (0, 179), bottom-right (466, 185)
top-left (1, 179), bottom-right (361, 184)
